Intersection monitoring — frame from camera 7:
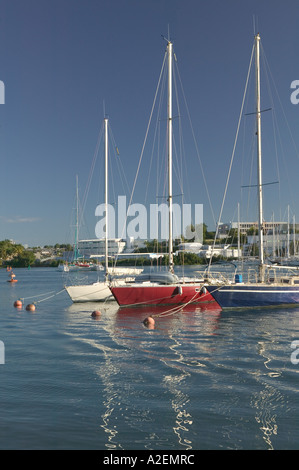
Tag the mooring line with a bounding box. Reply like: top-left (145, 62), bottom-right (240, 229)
top-left (19, 289), bottom-right (66, 305)
top-left (151, 292), bottom-right (200, 318)
top-left (34, 289), bottom-right (66, 304)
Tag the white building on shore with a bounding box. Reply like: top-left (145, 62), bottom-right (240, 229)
top-left (77, 238), bottom-right (126, 258)
top-left (177, 242), bottom-right (241, 259)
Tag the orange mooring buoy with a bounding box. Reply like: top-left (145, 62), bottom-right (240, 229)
top-left (26, 303), bottom-right (36, 312)
top-left (8, 274), bottom-right (18, 283)
top-left (8, 271), bottom-right (18, 283)
top-left (91, 310), bottom-right (101, 318)
top-left (143, 316), bottom-right (155, 328)
top-left (14, 300), bottom-right (23, 308)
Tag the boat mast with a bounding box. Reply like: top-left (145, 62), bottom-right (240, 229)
top-left (255, 33), bottom-right (264, 282)
top-left (104, 117), bottom-right (109, 279)
top-left (167, 40), bottom-right (174, 272)
top-left (293, 216), bottom-right (296, 256)
top-left (287, 205), bottom-right (290, 259)
top-left (237, 202), bottom-right (241, 259)
top-left (74, 174), bottom-right (79, 261)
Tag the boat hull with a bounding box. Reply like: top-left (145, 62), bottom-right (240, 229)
top-left (110, 283), bottom-right (214, 307)
top-left (65, 282), bottom-right (114, 303)
top-left (206, 283), bottom-right (299, 309)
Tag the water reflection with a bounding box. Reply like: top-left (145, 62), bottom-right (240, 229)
top-left (252, 384), bottom-right (278, 450)
top-left (101, 303), bottom-right (222, 449)
top-left (251, 338), bottom-right (283, 450)
top-left (114, 302), bottom-right (222, 332)
top-left (65, 300), bottom-right (222, 449)
top-left (99, 351), bottom-right (124, 450)
top-left (64, 298), bottom-right (298, 449)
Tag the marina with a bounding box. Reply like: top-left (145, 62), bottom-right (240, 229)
top-left (0, 0), bottom-right (299, 453)
top-left (0, 266), bottom-right (298, 450)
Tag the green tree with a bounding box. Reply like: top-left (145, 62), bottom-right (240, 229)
top-left (11, 250), bottom-right (36, 267)
top-left (0, 240), bottom-right (25, 263)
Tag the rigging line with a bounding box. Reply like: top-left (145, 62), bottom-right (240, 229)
top-left (174, 59), bottom-right (216, 227)
top-left (172, 66), bottom-right (184, 194)
top-left (241, 180), bottom-right (279, 188)
top-left (240, 67), bottom-right (255, 220)
top-left (261, 42), bottom-right (299, 215)
top-left (145, 65), bottom-right (167, 203)
top-left (172, 63), bottom-right (193, 212)
top-left (260, 43), bottom-right (283, 212)
top-left (157, 90), bottom-right (169, 208)
top-left (260, 47), bottom-right (281, 188)
top-left (156, 193), bottom-right (184, 198)
top-left (244, 107), bottom-right (272, 116)
top-left (261, 43), bottom-right (299, 160)
top-left (171, 128), bottom-right (185, 200)
top-left (208, 42), bottom-right (255, 271)
top-left (106, 125), bottom-right (118, 215)
top-left (155, 122), bottom-right (167, 205)
top-left (114, 49), bottom-right (168, 267)
top-left (247, 121), bottom-right (256, 220)
top-left (80, 124), bottom-right (104, 223)
top-left (109, 124), bottom-right (132, 196)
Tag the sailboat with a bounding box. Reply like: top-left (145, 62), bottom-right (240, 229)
top-left (110, 39), bottom-right (214, 308)
top-left (58, 176), bottom-right (102, 272)
top-left (65, 118), bottom-right (115, 302)
top-left (205, 33), bottom-right (299, 309)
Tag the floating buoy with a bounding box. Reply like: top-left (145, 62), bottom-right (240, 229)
top-left (26, 303), bottom-right (36, 312)
top-left (91, 310), bottom-right (101, 318)
top-left (8, 272), bottom-right (18, 283)
top-left (14, 300), bottom-right (23, 308)
top-left (143, 316), bottom-right (155, 328)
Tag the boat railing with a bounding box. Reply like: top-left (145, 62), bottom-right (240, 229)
top-left (265, 266), bottom-right (299, 285)
top-left (204, 271), bottom-right (234, 285)
top-left (201, 266), bottom-right (299, 285)
top-left (246, 269), bottom-right (258, 284)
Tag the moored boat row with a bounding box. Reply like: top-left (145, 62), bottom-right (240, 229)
top-left (65, 33), bottom-right (299, 311)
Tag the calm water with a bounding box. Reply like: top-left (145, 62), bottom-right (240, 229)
top-left (0, 267), bottom-right (298, 450)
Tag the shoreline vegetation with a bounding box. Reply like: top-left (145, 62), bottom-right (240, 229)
top-left (0, 236), bottom-right (242, 269)
top-left (2, 222), bottom-right (271, 268)
top-left (3, 223), bottom-right (273, 268)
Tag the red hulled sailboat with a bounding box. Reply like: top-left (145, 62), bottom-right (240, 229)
top-left (110, 39), bottom-right (215, 308)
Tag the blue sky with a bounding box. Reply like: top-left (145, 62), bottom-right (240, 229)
top-left (0, 0), bottom-right (299, 246)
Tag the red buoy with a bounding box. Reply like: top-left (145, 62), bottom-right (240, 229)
top-left (14, 300), bottom-right (23, 308)
top-left (26, 304), bottom-right (36, 312)
top-left (91, 310), bottom-right (101, 318)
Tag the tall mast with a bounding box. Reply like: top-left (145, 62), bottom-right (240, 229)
top-left (167, 40), bottom-right (174, 272)
top-left (74, 174), bottom-right (79, 261)
top-left (255, 33), bottom-right (264, 282)
top-left (237, 202), bottom-right (240, 259)
top-left (293, 216), bottom-right (296, 256)
top-left (287, 205), bottom-right (290, 258)
top-left (104, 118), bottom-right (108, 278)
